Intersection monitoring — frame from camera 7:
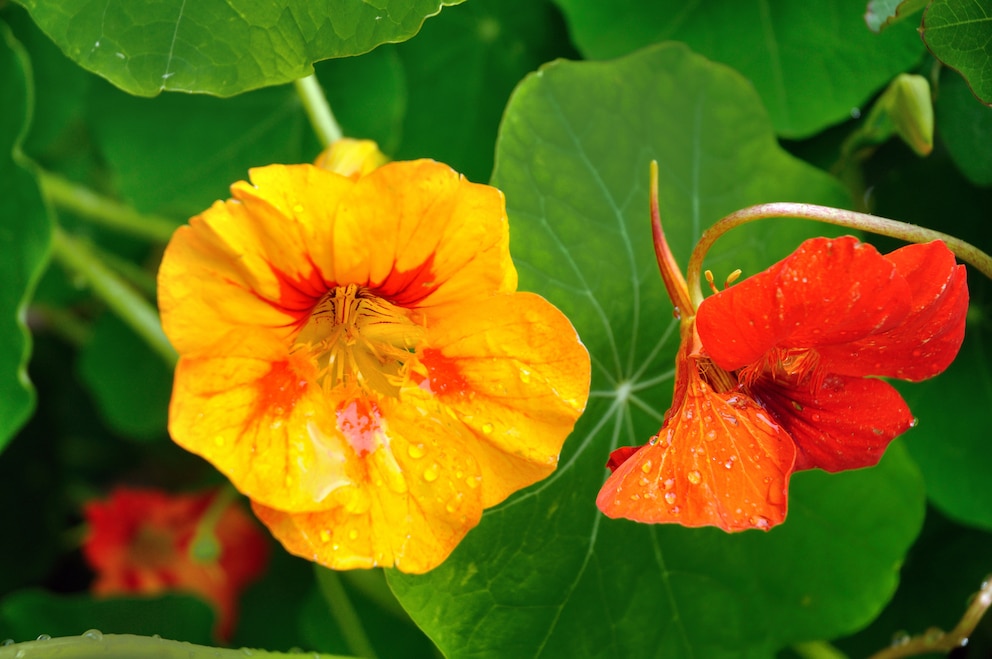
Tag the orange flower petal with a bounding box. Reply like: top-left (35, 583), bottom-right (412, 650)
top-left (330, 160), bottom-right (517, 308)
top-left (597, 357), bottom-right (794, 532)
top-left (250, 386), bottom-right (485, 574)
top-left (418, 292), bottom-right (591, 506)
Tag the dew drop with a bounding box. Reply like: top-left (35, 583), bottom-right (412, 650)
top-left (705, 430), bottom-right (717, 441)
top-left (687, 470), bottom-right (701, 485)
top-left (683, 409), bottom-right (693, 420)
top-left (466, 475), bottom-right (480, 489)
top-left (629, 493), bottom-right (641, 501)
top-left (669, 505), bottom-right (680, 515)
top-left (1, 640), bottom-right (13, 647)
top-left (519, 369), bottom-right (531, 383)
top-left (407, 443), bottom-right (425, 459)
top-left (664, 492), bottom-right (677, 505)
top-left (481, 423), bottom-right (494, 435)
top-left (270, 419), bottom-right (283, 430)
top-left (423, 465), bottom-right (439, 482)
top-left (749, 515), bottom-right (770, 529)
top-left (320, 530), bottom-right (331, 543)
top-left (348, 529), bottom-right (358, 541)
top-left (663, 478), bottom-right (675, 490)
top-left (724, 457), bottom-right (736, 469)
top-left (82, 629), bottom-right (103, 641)
top-left (641, 460), bottom-right (653, 474)
top-left (36, 635), bottom-right (51, 642)
top-left (891, 631), bottom-right (911, 648)
top-left (672, 307), bottom-right (682, 320)
top-left (909, 417), bottom-right (919, 428)
top-left (292, 204), bottom-right (305, 214)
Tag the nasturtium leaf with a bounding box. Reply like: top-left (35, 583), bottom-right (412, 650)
top-left (77, 312), bottom-right (172, 442)
top-left (14, 0), bottom-right (464, 97)
top-left (388, 43), bottom-right (925, 658)
top-left (901, 319), bottom-right (992, 530)
top-left (388, 0), bottom-right (577, 182)
top-left (0, 590), bottom-right (214, 644)
top-left (551, 0), bottom-right (926, 138)
top-left (0, 21), bottom-right (52, 453)
top-left (936, 67), bottom-right (992, 186)
top-left (923, 0), bottom-right (992, 106)
top-left (865, 0), bottom-right (928, 33)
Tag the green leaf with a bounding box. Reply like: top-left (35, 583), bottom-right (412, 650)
top-left (0, 590), bottom-right (214, 644)
top-left (901, 317), bottom-right (992, 530)
top-left (14, 0), bottom-right (464, 97)
top-left (77, 312), bottom-right (172, 441)
top-left (551, 0), bottom-right (925, 138)
top-left (0, 21), bottom-right (52, 453)
top-left (865, 0), bottom-right (928, 33)
top-left (388, 43), bottom-right (925, 658)
top-left (388, 0), bottom-right (577, 183)
top-left (936, 67), bottom-right (992, 186)
top-left (923, 0), bottom-right (992, 106)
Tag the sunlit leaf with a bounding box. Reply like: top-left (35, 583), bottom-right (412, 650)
top-left (388, 43), bottom-right (925, 658)
top-left (14, 0), bottom-right (464, 97)
top-left (865, 0), bottom-right (928, 33)
top-left (0, 20), bottom-right (52, 453)
top-left (552, 0), bottom-right (925, 138)
top-left (923, 0), bottom-right (992, 106)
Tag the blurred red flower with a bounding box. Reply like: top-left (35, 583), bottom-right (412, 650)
top-left (82, 487), bottom-right (269, 641)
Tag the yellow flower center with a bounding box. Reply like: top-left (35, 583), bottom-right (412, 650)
top-left (293, 284), bottom-right (425, 398)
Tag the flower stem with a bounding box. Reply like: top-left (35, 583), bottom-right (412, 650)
top-left (295, 74), bottom-right (343, 148)
top-left (51, 227), bottom-right (177, 367)
top-left (792, 641), bottom-right (850, 659)
top-left (649, 161), bottom-right (695, 317)
top-left (685, 202), bottom-right (992, 307)
top-left (0, 632), bottom-right (351, 658)
top-left (315, 567), bottom-right (379, 659)
top-left (866, 574), bottom-right (992, 659)
top-left (39, 172), bottom-right (178, 244)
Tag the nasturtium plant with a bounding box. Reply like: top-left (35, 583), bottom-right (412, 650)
top-left (3, 1), bottom-right (992, 658)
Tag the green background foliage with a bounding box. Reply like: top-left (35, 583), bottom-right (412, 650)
top-left (2, 0), bottom-right (992, 657)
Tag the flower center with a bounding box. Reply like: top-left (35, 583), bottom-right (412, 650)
top-left (739, 346), bottom-right (824, 392)
top-left (293, 284), bottom-right (425, 398)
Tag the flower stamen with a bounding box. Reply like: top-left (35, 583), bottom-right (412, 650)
top-left (293, 284), bottom-right (425, 398)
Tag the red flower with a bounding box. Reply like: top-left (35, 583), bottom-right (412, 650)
top-left (82, 487), bottom-right (269, 641)
top-left (598, 232), bottom-right (967, 532)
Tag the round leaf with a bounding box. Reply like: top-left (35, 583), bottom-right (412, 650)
top-left (387, 43), bottom-right (925, 658)
top-left (15, 0), bottom-right (464, 97)
top-left (923, 0), bottom-right (992, 106)
top-left (552, 0), bottom-right (925, 138)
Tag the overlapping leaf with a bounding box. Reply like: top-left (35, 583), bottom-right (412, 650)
top-left (14, 0), bottom-right (463, 97)
top-left (552, 0), bottom-right (925, 138)
top-left (923, 0), bottom-right (992, 105)
top-left (936, 68), bottom-right (992, 186)
top-left (0, 22), bottom-right (52, 452)
top-left (388, 43), bottom-right (925, 658)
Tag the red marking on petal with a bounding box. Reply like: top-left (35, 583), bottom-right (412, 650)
top-left (419, 348), bottom-right (472, 397)
top-left (375, 253), bottom-right (441, 307)
top-left (606, 445), bottom-right (643, 473)
top-left (253, 360), bottom-right (308, 420)
top-left (335, 399), bottom-right (382, 456)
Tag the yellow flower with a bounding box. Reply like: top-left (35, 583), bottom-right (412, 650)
top-left (158, 152), bottom-right (590, 573)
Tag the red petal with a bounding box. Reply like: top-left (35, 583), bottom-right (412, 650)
top-left (697, 237), bottom-right (912, 372)
top-left (750, 374), bottom-right (913, 472)
top-left (818, 241), bottom-right (968, 381)
top-left (597, 360), bottom-right (795, 532)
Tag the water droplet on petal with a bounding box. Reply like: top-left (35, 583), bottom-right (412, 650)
top-left (683, 409), bottom-right (693, 420)
top-left (669, 505), bottom-right (680, 515)
top-left (36, 635), bottom-right (51, 642)
top-left (481, 423), bottom-right (494, 435)
top-left (705, 430), bottom-right (717, 441)
top-left (320, 530), bottom-right (331, 543)
top-left (687, 470), bottom-right (701, 485)
top-left (724, 457), bottom-right (736, 469)
top-left (348, 529), bottom-right (358, 541)
top-left (663, 478), bottom-right (675, 490)
top-left (407, 443), bottom-right (425, 459)
top-left (423, 465), bottom-right (439, 482)
top-left (640, 460), bottom-right (653, 473)
top-left (909, 417), bottom-right (919, 428)
top-left (672, 307), bottom-right (682, 320)
top-left (749, 515), bottom-right (770, 529)
top-left (519, 369), bottom-right (531, 383)
top-left (82, 629), bottom-right (103, 641)
top-left (664, 492), bottom-right (677, 505)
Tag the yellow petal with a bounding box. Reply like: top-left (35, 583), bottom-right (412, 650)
top-left (331, 160), bottom-right (517, 308)
top-left (418, 292), bottom-right (591, 506)
top-left (250, 386), bottom-right (484, 574)
top-left (314, 138), bottom-right (388, 177)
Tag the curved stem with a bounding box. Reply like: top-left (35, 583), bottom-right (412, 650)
top-left (685, 202), bottom-right (992, 307)
top-left (649, 161), bottom-right (695, 317)
top-left (866, 575), bottom-right (992, 659)
top-left (39, 172), bottom-right (178, 244)
top-left (315, 567), bottom-right (378, 659)
top-left (0, 633), bottom-right (352, 658)
top-left (295, 74), bottom-right (343, 148)
top-left (51, 227), bottom-right (177, 367)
